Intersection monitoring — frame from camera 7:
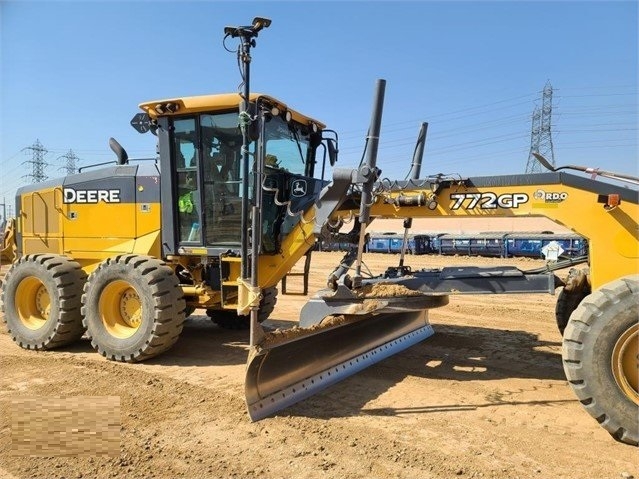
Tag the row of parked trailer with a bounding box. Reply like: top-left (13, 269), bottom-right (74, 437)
top-left (317, 231), bottom-right (588, 259)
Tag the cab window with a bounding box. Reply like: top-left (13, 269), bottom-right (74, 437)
top-left (264, 115), bottom-right (310, 176)
top-left (173, 118), bottom-right (200, 243)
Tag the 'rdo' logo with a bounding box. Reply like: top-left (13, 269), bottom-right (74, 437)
top-left (533, 189), bottom-right (568, 203)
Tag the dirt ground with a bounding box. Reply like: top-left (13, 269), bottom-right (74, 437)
top-left (0, 252), bottom-right (636, 479)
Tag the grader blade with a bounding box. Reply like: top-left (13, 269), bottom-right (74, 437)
top-left (245, 290), bottom-right (449, 421)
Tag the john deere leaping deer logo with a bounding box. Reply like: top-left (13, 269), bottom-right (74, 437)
top-left (292, 179), bottom-right (307, 197)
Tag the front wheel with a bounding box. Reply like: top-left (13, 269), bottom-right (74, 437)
top-left (82, 255), bottom-right (185, 362)
top-left (562, 275), bottom-right (638, 446)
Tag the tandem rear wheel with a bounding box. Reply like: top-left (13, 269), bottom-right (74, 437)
top-left (562, 275), bottom-right (639, 446)
top-left (1, 254), bottom-right (86, 350)
top-left (81, 255), bottom-right (186, 362)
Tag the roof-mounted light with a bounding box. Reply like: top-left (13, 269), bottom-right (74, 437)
top-left (154, 102), bottom-right (180, 115)
top-left (165, 102), bottom-right (180, 113)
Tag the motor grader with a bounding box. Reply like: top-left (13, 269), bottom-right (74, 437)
top-left (1, 18), bottom-right (637, 446)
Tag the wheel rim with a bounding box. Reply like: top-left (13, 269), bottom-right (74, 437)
top-left (99, 280), bottom-right (142, 339)
top-left (15, 276), bottom-right (50, 330)
top-left (612, 322), bottom-right (639, 406)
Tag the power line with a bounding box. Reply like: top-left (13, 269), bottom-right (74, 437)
top-left (340, 86), bottom-right (635, 140)
top-left (337, 94), bottom-right (536, 137)
top-left (557, 128), bottom-right (638, 133)
top-left (557, 92), bottom-right (637, 98)
top-left (556, 84), bottom-right (637, 91)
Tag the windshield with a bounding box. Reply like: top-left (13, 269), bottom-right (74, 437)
top-left (263, 115), bottom-right (310, 176)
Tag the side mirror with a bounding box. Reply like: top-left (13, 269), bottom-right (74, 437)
top-left (327, 139), bottom-right (338, 167)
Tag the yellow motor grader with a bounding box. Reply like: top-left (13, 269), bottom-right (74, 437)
top-left (1, 18), bottom-right (637, 445)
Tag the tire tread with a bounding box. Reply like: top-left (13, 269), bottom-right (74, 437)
top-left (1, 254), bottom-right (86, 350)
top-left (82, 255), bottom-right (185, 363)
top-left (563, 275), bottom-right (639, 446)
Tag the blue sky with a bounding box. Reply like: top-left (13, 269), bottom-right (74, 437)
top-left (1, 1), bottom-right (637, 214)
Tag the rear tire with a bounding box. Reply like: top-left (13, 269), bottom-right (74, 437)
top-left (1, 254), bottom-right (86, 350)
top-left (82, 255), bottom-right (185, 362)
top-left (562, 275), bottom-right (639, 446)
top-left (207, 286), bottom-right (277, 330)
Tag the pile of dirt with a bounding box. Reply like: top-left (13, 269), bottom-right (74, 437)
top-left (261, 314), bottom-right (351, 346)
top-left (355, 282), bottom-right (423, 298)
